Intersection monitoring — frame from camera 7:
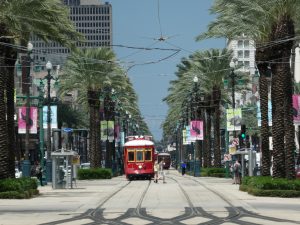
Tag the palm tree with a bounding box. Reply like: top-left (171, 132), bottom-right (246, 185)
top-left (163, 49), bottom-right (237, 169)
top-left (196, 0), bottom-right (300, 179)
top-left (189, 49), bottom-right (232, 167)
top-left (0, 0), bottom-right (81, 179)
top-left (60, 47), bottom-right (117, 168)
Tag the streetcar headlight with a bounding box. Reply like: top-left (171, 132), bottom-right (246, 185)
top-left (138, 165), bottom-right (142, 169)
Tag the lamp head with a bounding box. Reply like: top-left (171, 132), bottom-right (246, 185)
top-left (193, 75), bottom-right (198, 83)
top-left (230, 57), bottom-right (238, 68)
top-left (27, 42), bottom-right (33, 52)
top-left (46, 61), bottom-right (52, 71)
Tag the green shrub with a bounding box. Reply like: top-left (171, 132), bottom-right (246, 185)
top-left (0, 179), bottom-right (23, 192)
top-left (0, 191), bottom-right (26, 199)
top-left (240, 176), bottom-right (300, 197)
top-left (200, 168), bottom-right (226, 177)
top-left (241, 176), bottom-right (300, 191)
top-left (77, 168), bottom-right (112, 180)
top-left (0, 178), bottom-right (39, 199)
top-left (248, 188), bottom-right (300, 198)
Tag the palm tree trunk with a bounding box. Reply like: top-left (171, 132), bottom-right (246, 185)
top-left (257, 62), bottom-right (271, 176)
top-left (204, 95), bottom-right (212, 167)
top-left (0, 25), bottom-right (9, 178)
top-left (270, 15), bottom-right (294, 178)
top-left (284, 66), bottom-right (296, 179)
top-left (213, 87), bottom-right (221, 167)
top-left (282, 31), bottom-right (296, 180)
top-left (0, 23), bottom-right (11, 179)
top-left (88, 90), bottom-right (101, 168)
top-left (5, 53), bottom-right (17, 178)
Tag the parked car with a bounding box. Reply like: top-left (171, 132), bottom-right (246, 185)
top-left (15, 168), bottom-right (22, 178)
top-left (80, 163), bottom-right (90, 169)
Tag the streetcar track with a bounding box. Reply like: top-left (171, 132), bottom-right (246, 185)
top-left (172, 173), bottom-right (300, 225)
top-left (39, 180), bottom-right (132, 225)
top-left (37, 172), bottom-right (300, 225)
top-left (171, 173), bottom-right (243, 224)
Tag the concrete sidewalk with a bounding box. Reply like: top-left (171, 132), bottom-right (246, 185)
top-left (0, 170), bottom-right (299, 225)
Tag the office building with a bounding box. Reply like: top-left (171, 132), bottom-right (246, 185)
top-left (30, 0), bottom-right (112, 67)
top-left (227, 35), bottom-right (257, 107)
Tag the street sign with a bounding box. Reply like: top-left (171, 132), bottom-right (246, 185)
top-left (224, 154), bottom-right (232, 162)
top-left (72, 155), bottom-right (80, 165)
top-left (63, 128), bottom-right (73, 133)
top-left (229, 146), bottom-right (237, 154)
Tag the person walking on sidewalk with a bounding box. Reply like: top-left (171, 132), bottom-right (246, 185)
top-left (181, 161), bottom-right (186, 176)
top-left (35, 162), bottom-right (43, 186)
top-left (159, 158), bottom-right (166, 183)
top-left (154, 160), bottom-right (159, 183)
top-left (233, 160), bottom-right (241, 184)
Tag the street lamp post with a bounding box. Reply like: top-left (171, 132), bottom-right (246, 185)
top-left (22, 42), bottom-right (33, 177)
top-left (192, 75), bottom-right (199, 176)
top-left (45, 61), bottom-right (53, 182)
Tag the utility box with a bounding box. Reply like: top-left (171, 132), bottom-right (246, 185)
top-left (51, 150), bottom-right (79, 189)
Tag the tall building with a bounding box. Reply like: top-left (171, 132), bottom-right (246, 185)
top-left (227, 35), bottom-right (257, 107)
top-left (30, 0), bottom-right (112, 67)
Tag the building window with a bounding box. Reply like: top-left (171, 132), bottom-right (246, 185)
top-left (238, 40), bottom-right (243, 48)
top-left (244, 40), bottom-right (250, 47)
top-left (238, 50), bottom-right (243, 58)
top-left (244, 61), bottom-right (250, 69)
top-left (244, 50), bottom-right (250, 58)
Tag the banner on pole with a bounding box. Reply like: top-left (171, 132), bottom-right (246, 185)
top-left (190, 120), bottom-right (203, 140)
top-left (226, 108), bottom-right (242, 131)
top-left (120, 131), bottom-right (125, 147)
top-left (293, 95), bottom-right (300, 123)
top-left (43, 106), bottom-right (58, 129)
top-left (182, 129), bottom-right (187, 145)
top-left (186, 126), bottom-right (191, 144)
top-left (107, 121), bottom-right (114, 142)
top-left (101, 121), bottom-right (108, 141)
top-left (257, 100), bottom-right (272, 126)
top-left (18, 107), bottom-right (38, 134)
top-left (114, 124), bottom-right (120, 142)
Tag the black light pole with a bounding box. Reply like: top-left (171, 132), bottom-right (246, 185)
top-left (192, 75), bottom-right (199, 176)
top-left (45, 61), bottom-right (53, 182)
top-left (175, 123), bottom-right (179, 170)
top-left (22, 42), bottom-right (33, 177)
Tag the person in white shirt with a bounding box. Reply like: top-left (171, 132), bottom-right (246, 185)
top-left (154, 160), bottom-right (159, 183)
top-left (159, 158), bottom-right (166, 183)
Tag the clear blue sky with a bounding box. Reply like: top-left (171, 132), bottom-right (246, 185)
top-left (108, 0), bottom-right (225, 141)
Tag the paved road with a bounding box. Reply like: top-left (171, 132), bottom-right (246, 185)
top-left (0, 169), bottom-right (299, 225)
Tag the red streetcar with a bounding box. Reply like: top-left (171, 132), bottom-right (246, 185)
top-left (124, 136), bottom-right (155, 180)
top-left (157, 152), bottom-right (171, 170)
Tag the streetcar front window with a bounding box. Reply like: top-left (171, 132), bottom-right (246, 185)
top-left (128, 151), bottom-right (135, 162)
top-left (145, 149), bottom-right (152, 161)
top-left (136, 150), bottom-right (144, 162)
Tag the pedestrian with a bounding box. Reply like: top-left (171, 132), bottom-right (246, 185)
top-left (233, 160), bottom-right (241, 184)
top-left (154, 160), bottom-right (159, 183)
top-left (181, 161), bottom-right (186, 176)
top-left (35, 162), bottom-right (43, 186)
top-left (159, 158), bottom-right (166, 183)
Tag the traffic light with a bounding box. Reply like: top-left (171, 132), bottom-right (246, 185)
top-left (241, 124), bottom-right (246, 139)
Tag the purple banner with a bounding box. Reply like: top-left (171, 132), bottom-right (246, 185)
top-left (190, 120), bottom-right (203, 140)
top-left (293, 95), bottom-right (300, 123)
top-left (18, 107), bottom-right (38, 134)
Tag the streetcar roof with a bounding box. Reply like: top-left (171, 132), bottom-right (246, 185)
top-left (124, 139), bottom-right (154, 147)
top-left (157, 152), bottom-right (170, 156)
